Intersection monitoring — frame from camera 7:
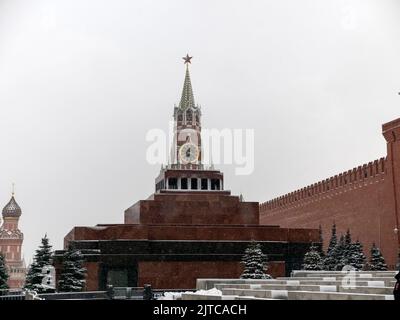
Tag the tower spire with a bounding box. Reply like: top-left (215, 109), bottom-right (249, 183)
top-left (179, 54), bottom-right (195, 110)
top-left (12, 182), bottom-right (15, 197)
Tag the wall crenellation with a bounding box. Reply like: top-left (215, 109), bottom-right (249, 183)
top-left (260, 157), bottom-right (387, 211)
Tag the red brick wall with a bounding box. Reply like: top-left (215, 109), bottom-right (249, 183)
top-left (0, 236), bottom-right (24, 288)
top-left (7, 279), bottom-right (24, 289)
top-left (260, 175), bottom-right (399, 267)
top-left (137, 260), bottom-right (285, 289)
top-left (260, 118), bottom-right (400, 268)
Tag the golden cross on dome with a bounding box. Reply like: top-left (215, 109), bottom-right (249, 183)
top-left (182, 54), bottom-right (193, 64)
top-left (12, 182), bottom-right (15, 196)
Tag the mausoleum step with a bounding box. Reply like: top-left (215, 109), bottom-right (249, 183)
top-left (221, 288), bottom-right (394, 300)
top-left (303, 273), bottom-right (396, 278)
top-left (215, 283), bottom-right (393, 295)
top-left (196, 278), bottom-right (396, 290)
top-left (278, 276), bottom-right (395, 280)
top-left (280, 275), bottom-right (395, 279)
top-left (292, 270), bottom-right (397, 278)
top-left (276, 277), bottom-right (395, 286)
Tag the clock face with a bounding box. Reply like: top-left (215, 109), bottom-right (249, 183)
top-left (179, 143), bottom-right (199, 164)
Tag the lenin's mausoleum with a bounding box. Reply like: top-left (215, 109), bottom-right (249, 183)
top-left (54, 58), bottom-right (318, 290)
top-left (55, 57), bottom-right (399, 290)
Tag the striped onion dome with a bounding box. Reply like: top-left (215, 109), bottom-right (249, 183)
top-left (2, 196), bottom-right (21, 217)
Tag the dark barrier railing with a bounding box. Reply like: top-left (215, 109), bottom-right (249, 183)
top-left (0, 289), bottom-right (25, 300)
top-left (0, 295), bottom-right (25, 301)
top-left (38, 291), bottom-right (109, 300)
top-left (103, 286), bottom-right (196, 300)
top-left (0, 286), bottom-right (196, 300)
top-left (0, 289), bottom-right (23, 296)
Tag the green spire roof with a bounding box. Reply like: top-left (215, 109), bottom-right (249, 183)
top-left (178, 65), bottom-right (195, 110)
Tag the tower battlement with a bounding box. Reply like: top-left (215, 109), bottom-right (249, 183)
top-left (260, 157), bottom-right (387, 211)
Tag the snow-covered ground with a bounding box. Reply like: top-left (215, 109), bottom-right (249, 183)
top-left (158, 288), bottom-right (222, 300)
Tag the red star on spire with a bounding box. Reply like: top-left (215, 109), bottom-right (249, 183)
top-left (182, 54), bottom-right (193, 64)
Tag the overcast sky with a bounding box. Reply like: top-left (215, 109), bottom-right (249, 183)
top-left (1, 0), bottom-right (400, 261)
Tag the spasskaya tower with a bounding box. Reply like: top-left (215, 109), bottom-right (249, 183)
top-left (155, 55), bottom-right (223, 192)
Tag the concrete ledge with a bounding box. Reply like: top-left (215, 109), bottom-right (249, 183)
top-left (215, 283), bottom-right (393, 295)
top-left (198, 278), bottom-right (396, 290)
top-left (194, 271), bottom-right (397, 300)
top-left (292, 270), bottom-right (397, 277)
top-left (221, 288), bottom-right (394, 300)
top-left (181, 293), bottom-right (223, 300)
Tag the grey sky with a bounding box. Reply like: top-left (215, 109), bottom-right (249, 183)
top-left (0, 0), bottom-right (399, 261)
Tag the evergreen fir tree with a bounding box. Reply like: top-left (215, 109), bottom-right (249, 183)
top-left (35, 235), bottom-right (52, 265)
top-left (369, 243), bottom-right (388, 271)
top-left (302, 243), bottom-right (322, 270)
top-left (0, 253), bottom-right (9, 290)
top-left (344, 229), bottom-right (352, 253)
top-left (327, 223), bottom-right (337, 254)
top-left (322, 223), bottom-right (339, 270)
top-left (317, 225), bottom-right (325, 258)
top-left (24, 234), bottom-right (54, 293)
top-left (240, 242), bottom-right (271, 279)
top-left (58, 247), bottom-right (87, 292)
top-left (335, 235), bottom-right (346, 271)
top-left (24, 261), bottom-right (44, 291)
top-left (339, 229), bottom-right (352, 267)
top-left (347, 240), bottom-right (366, 270)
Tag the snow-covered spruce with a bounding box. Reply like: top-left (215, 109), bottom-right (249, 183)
top-left (0, 253), bottom-right (9, 289)
top-left (24, 234), bottom-right (54, 293)
top-left (368, 242), bottom-right (388, 271)
top-left (317, 225), bottom-right (325, 258)
top-left (396, 251), bottom-right (400, 271)
top-left (322, 226), bottom-right (367, 271)
top-left (302, 243), bottom-right (322, 270)
top-left (240, 242), bottom-right (271, 279)
top-left (347, 240), bottom-right (366, 271)
top-left (322, 223), bottom-right (340, 271)
top-left (58, 247), bottom-right (87, 292)
top-left (333, 235), bottom-right (347, 271)
top-left (341, 229), bottom-right (352, 266)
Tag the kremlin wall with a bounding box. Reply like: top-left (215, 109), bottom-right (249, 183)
top-left (260, 118), bottom-right (400, 268)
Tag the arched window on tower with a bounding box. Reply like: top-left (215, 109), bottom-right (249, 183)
top-left (186, 110), bottom-right (193, 124)
top-left (195, 112), bottom-right (200, 125)
top-left (177, 112), bottom-right (183, 123)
